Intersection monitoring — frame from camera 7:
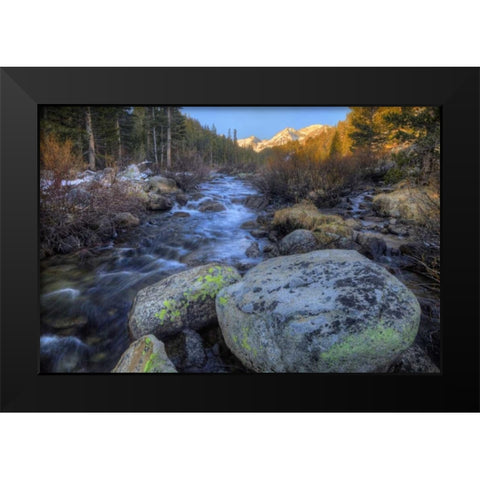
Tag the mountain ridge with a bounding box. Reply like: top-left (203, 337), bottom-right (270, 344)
top-left (238, 124), bottom-right (331, 152)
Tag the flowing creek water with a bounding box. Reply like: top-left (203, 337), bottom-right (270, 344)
top-left (40, 175), bottom-right (267, 373)
top-left (40, 175), bottom-right (439, 373)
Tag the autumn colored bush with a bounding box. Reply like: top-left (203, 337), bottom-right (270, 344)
top-left (40, 134), bottom-right (83, 187)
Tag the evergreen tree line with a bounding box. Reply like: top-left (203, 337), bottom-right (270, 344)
top-left (40, 106), bottom-right (262, 172)
top-left (40, 106), bottom-right (440, 180)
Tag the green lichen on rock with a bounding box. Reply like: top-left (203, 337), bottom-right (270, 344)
top-left (191, 266), bottom-right (229, 299)
top-left (155, 267), bottom-right (233, 324)
top-left (154, 299), bottom-right (180, 325)
top-left (320, 320), bottom-right (418, 371)
top-left (218, 296), bottom-right (228, 306)
top-left (240, 324), bottom-right (257, 356)
top-left (143, 353), bottom-right (162, 372)
top-left (216, 250), bottom-right (421, 373)
top-left (112, 334), bottom-right (177, 373)
top-left (129, 263), bottom-right (241, 339)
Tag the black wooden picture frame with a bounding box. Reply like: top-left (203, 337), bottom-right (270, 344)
top-left (1, 67), bottom-right (478, 412)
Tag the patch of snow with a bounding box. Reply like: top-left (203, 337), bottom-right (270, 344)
top-left (61, 177), bottom-right (92, 187)
top-left (40, 178), bottom-right (54, 190)
top-left (117, 164), bottom-right (145, 181)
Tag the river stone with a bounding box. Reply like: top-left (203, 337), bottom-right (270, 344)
top-left (175, 193), bottom-right (189, 206)
top-left (354, 231), bottom-right (387, 258)
top-left (386, 344), bottom-right (439, 373)
top-left (243, 195), bottom-right (269, 210)
top-left (146, 175), bottom-right (180, 194)
top-left (172, 211), bottom-right (191, 218)
top-left (129, 263), bottom-right (241, 340)
top-left (240, 220), bottom-right (258, 230)
top-left (147, 193), bottom-right (173, 211)
top-left (97, 167), bottom-right (116, 187)
top-left (198, 200), bottom-right (226, 212)
top-left (272, 203), bottom-right (352, 248)
top-left (112, 335), bottom-right (177, 373)
top-left (263, 243), bottom-right (279, 258)
top-left (345, 218), bottom-right (362, 230)
top-left (246, 241), bottom-right (261, 258)
top-left (216, 250), bottom-right (420, 373)
top-left (42, 315), bottom-right (88, 330)
top-left (164, 329), bottom-right (207, 371)
top-left (114, 212), bottom-right (140, 228)
top-left (65, 187), bottom-right (92, 207)
top-left (251, 229), bottom-right (268, 239)
top-left (278, 229), bottom-right (318, 255)
top-left (117, 180), bottom-right (149, 203)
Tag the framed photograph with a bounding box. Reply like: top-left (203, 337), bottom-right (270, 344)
top-left (1, 67), bottom-right (478, 411)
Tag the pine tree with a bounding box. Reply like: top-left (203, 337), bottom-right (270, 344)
top-left (383, 107), bottom-right (440, 176)
top-left (349, 107), bottom-right (383, 151)
top-left (329, 130), bottom-right (342, 157)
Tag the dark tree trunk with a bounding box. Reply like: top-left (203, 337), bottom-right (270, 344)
top-left (167, 107), bottom-right (172, 169)
top-left (85, 107), bottom-right (96, 170)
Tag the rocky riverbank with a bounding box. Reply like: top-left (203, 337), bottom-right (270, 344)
top-left (40, 166), bottom-right (440, 374)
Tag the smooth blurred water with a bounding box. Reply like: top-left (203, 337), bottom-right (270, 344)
top-left (40, 175), bottom-right (266, 373)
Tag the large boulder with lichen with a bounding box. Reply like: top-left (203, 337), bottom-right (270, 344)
top-left (216, 250), bottom-right (420, 373)
top-left (272, 202), bottom-right (352, 249)
top-left (112, 335), bottom-right (177, 373)
top-left (128, 263), bottom-right (241, 340)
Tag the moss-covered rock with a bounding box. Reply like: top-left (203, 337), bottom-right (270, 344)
top-left (216, 250), bottom-right (420, 373)
top-left (272, 202), bottom-right (352, 248)
top-left (128, 263), bottom-right (241, 340)
top-left (112, 334), bottom-right (177, 373)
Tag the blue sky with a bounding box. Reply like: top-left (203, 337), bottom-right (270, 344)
top-left (181, 107), bottom-right (350, 140)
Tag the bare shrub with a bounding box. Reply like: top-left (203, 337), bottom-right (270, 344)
top-left (40, 179), bottom-right (145, 257)
top-left (406, 187), bottom-right (440, 286)
top-left (255, 150), bottom-right (381, 204)
top-left (153, 151), bottom-right (211, 192)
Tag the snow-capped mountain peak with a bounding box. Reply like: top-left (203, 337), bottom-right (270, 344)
top-left (238, 124), bottom-right (330, 152)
